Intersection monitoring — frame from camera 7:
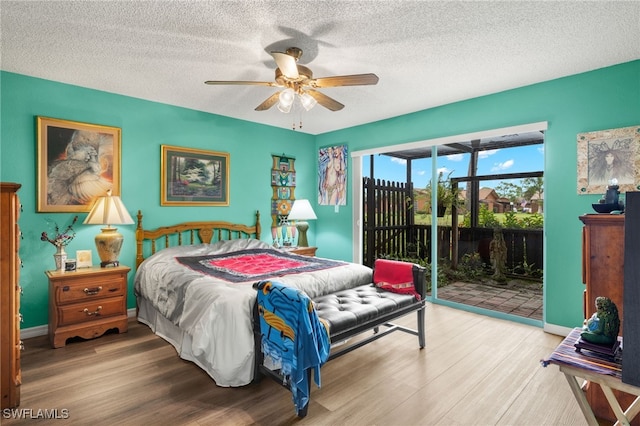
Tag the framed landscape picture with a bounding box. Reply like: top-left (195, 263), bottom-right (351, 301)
top-left (161, 145), bottom-right (230, 206)
top-left (37, 116), bottom-right (122, 212)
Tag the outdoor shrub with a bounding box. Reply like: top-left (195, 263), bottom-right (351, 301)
top-left (503, 211), bottom-right (520, 228)
top-left (458, 252), bottom-right (486, 280)
top-left (521, 213), bottom-right (544, 228)
top-left (479, 205), bottom-right (501, 228)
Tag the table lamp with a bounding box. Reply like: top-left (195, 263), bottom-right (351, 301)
top-left (287, 199), bottom-right (317, 247)
top-left (83, 190), bottom-right (134, 267)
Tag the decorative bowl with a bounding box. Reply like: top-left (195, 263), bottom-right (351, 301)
top-left (592, 203), bottom-right (623, 214)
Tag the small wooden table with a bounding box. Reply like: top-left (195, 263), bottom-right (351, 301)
top-left (281, 246), bottom-right (317, 257)
top-left (46, 266), bottom-right (130, 348)
top-left (543, 328), bottom-right (640, 425)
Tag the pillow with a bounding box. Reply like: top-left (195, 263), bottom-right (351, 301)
top-left (373, 259), bottom-right (420, 300)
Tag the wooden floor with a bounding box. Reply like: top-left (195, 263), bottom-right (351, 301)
top-left (7, 303), bottom-right (588, 425)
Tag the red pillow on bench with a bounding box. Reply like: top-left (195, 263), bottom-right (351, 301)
top-left (373, 259), bottom-right (421, 300)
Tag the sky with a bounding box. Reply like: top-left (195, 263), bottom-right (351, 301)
top-left (363, 144), bottom-right (545, 192)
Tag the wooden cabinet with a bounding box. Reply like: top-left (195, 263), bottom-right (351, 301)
top-left (47, 266), bottom-right (130, 348)
top-left (579, 214), bottom-right (637, 424)
top-left (1, 182), bottom-right (22, 409)
top-left (579, 214), bottom-right (625, 329)
top-left (284, 246), bottom-right (317, 257)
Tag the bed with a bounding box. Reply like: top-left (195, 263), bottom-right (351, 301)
top-left (133, 210), bottom-right (373, 387)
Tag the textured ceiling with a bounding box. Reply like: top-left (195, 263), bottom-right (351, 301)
top-left (1, 1), bottom-right (639, 135)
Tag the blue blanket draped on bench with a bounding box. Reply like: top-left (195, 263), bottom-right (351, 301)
top-left (255, 280), bottom-right (330, 413)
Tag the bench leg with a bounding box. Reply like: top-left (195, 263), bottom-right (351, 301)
top-left (297, 403), bottom-right (309, 418)
top-left (417, 307), bottom-right (426, 348)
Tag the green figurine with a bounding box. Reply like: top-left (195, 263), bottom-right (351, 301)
top-left (581, 296), bottom-right (620, 346)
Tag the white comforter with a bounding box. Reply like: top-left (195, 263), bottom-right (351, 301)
top-left (134, 239), bottom-right (373, 387)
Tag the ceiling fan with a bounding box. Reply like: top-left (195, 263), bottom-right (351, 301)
top-left (204, 47), bottom-right (378, 112)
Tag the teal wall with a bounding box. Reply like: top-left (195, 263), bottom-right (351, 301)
top-left (2, 60), bottom-right (639, 331)
top-left (0, 72), bottom-right (314, 328)
top-left (315, 60), bottom-right (640, 329)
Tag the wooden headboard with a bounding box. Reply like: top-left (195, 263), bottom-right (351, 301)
top-left (135, 210), bottom-right (261, 268)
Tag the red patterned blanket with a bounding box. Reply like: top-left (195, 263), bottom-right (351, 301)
top-left (176, 248), bottom-right (346, 283)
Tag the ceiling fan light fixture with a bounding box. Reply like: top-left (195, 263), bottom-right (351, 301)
top-left (277, 102), bottom-right (292, 113)
top-left (300, 92), bottom-right (317, 111)
top-left (277, 88), bottom-right (295, 113)
top-left (205, 47), bottom-right (378, 115)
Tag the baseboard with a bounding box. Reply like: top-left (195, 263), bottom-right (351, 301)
top-left (20, 308), bottom-right (138, 339)
top-left (20, 324), bottom-right (48, 339)
top-left (543, 322), bottom-right (573, 337)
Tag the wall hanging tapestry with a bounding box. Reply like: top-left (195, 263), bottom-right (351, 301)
top-left (271, 154), bottom-right (296, 246)
top-left (577, 125), bottom-right (640, 195)
top-left (318, 145), bottom-right (347, 206)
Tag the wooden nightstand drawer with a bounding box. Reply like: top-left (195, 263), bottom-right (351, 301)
top-left (54, 277), bottom-right (125, 305)
top-left (56, 296), bottom-right (125, 326)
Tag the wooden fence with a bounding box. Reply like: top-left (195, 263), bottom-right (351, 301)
top-left (362, 177), bottom-right (543, 275)
top-left (363, 177), bottom-right (413, 266)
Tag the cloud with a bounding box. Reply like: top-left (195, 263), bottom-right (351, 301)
top-left (478, 149), bottom-right (499, 159)
top-left (491, 159), bottom-right (514, 172)
top-left (447, 154), bottom-right (464, 162)
top-left (437, 167), bottom-right (451, 175)
top-left (415, 170), bottom-right (426, 176)
top-left (538, 146), bottom-right (545, 154)
top-left (390, 157), bottom-right (406, 165)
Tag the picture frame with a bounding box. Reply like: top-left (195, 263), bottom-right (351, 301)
top-left (75, 250), bottom-right (93, 268)
top-left (577, 125), bottom-right (640, 195)
top-left (161, 145), bottom-right (230, 206)
top-left (318, 145), bottom-right (347, 205)
top-left (37, 116), bottom-right (122, 212)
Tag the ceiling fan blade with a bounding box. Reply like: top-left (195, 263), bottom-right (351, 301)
top-left (204, 80), bottom-right (276, 86)
top-left (306, 90), bottom-right (344, 111)
top-left (255, 92), bottom-right (281, 111)
top-left (310, 73), bottom-right (379, 88)
top-left (270, 52), bottom-right (299, 79)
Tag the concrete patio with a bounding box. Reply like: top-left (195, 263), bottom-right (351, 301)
top-left (430, 280), bottom-right (543, 321)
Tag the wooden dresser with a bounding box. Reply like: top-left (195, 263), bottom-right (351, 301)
top-left (47, 266), bottom-right (130, 348)
top-left (579, 214), bottom-right (637, 424)
top-left (579, 214), bottom-right (625, 328)
top-left (1, 182), bottom-right (22, 409)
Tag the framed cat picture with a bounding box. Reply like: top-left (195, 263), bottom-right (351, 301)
top-left (37, 116), bottom-right (122, 212)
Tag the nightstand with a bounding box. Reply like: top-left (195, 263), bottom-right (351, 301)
top-left (285, 246), bottom-right (317, 257)
top-left (46, 265), bottom-right (130, 348)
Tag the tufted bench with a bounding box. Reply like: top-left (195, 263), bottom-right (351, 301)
top-left (253, 260), bottom-right (427, 417)
top-left (314, 280), bottom-right (426, 360)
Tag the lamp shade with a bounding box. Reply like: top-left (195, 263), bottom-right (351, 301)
top-left (277, 88), bottom-right (295, 113)
top-left (288, 199), bottom-right (317, 221)
top-left (83, 191), bottom-right (134, 226)
top-left (300, 92), bottom-right (317, 111)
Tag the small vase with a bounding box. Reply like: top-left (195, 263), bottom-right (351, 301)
top-left (53, 246), bottom-right (67, 271)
